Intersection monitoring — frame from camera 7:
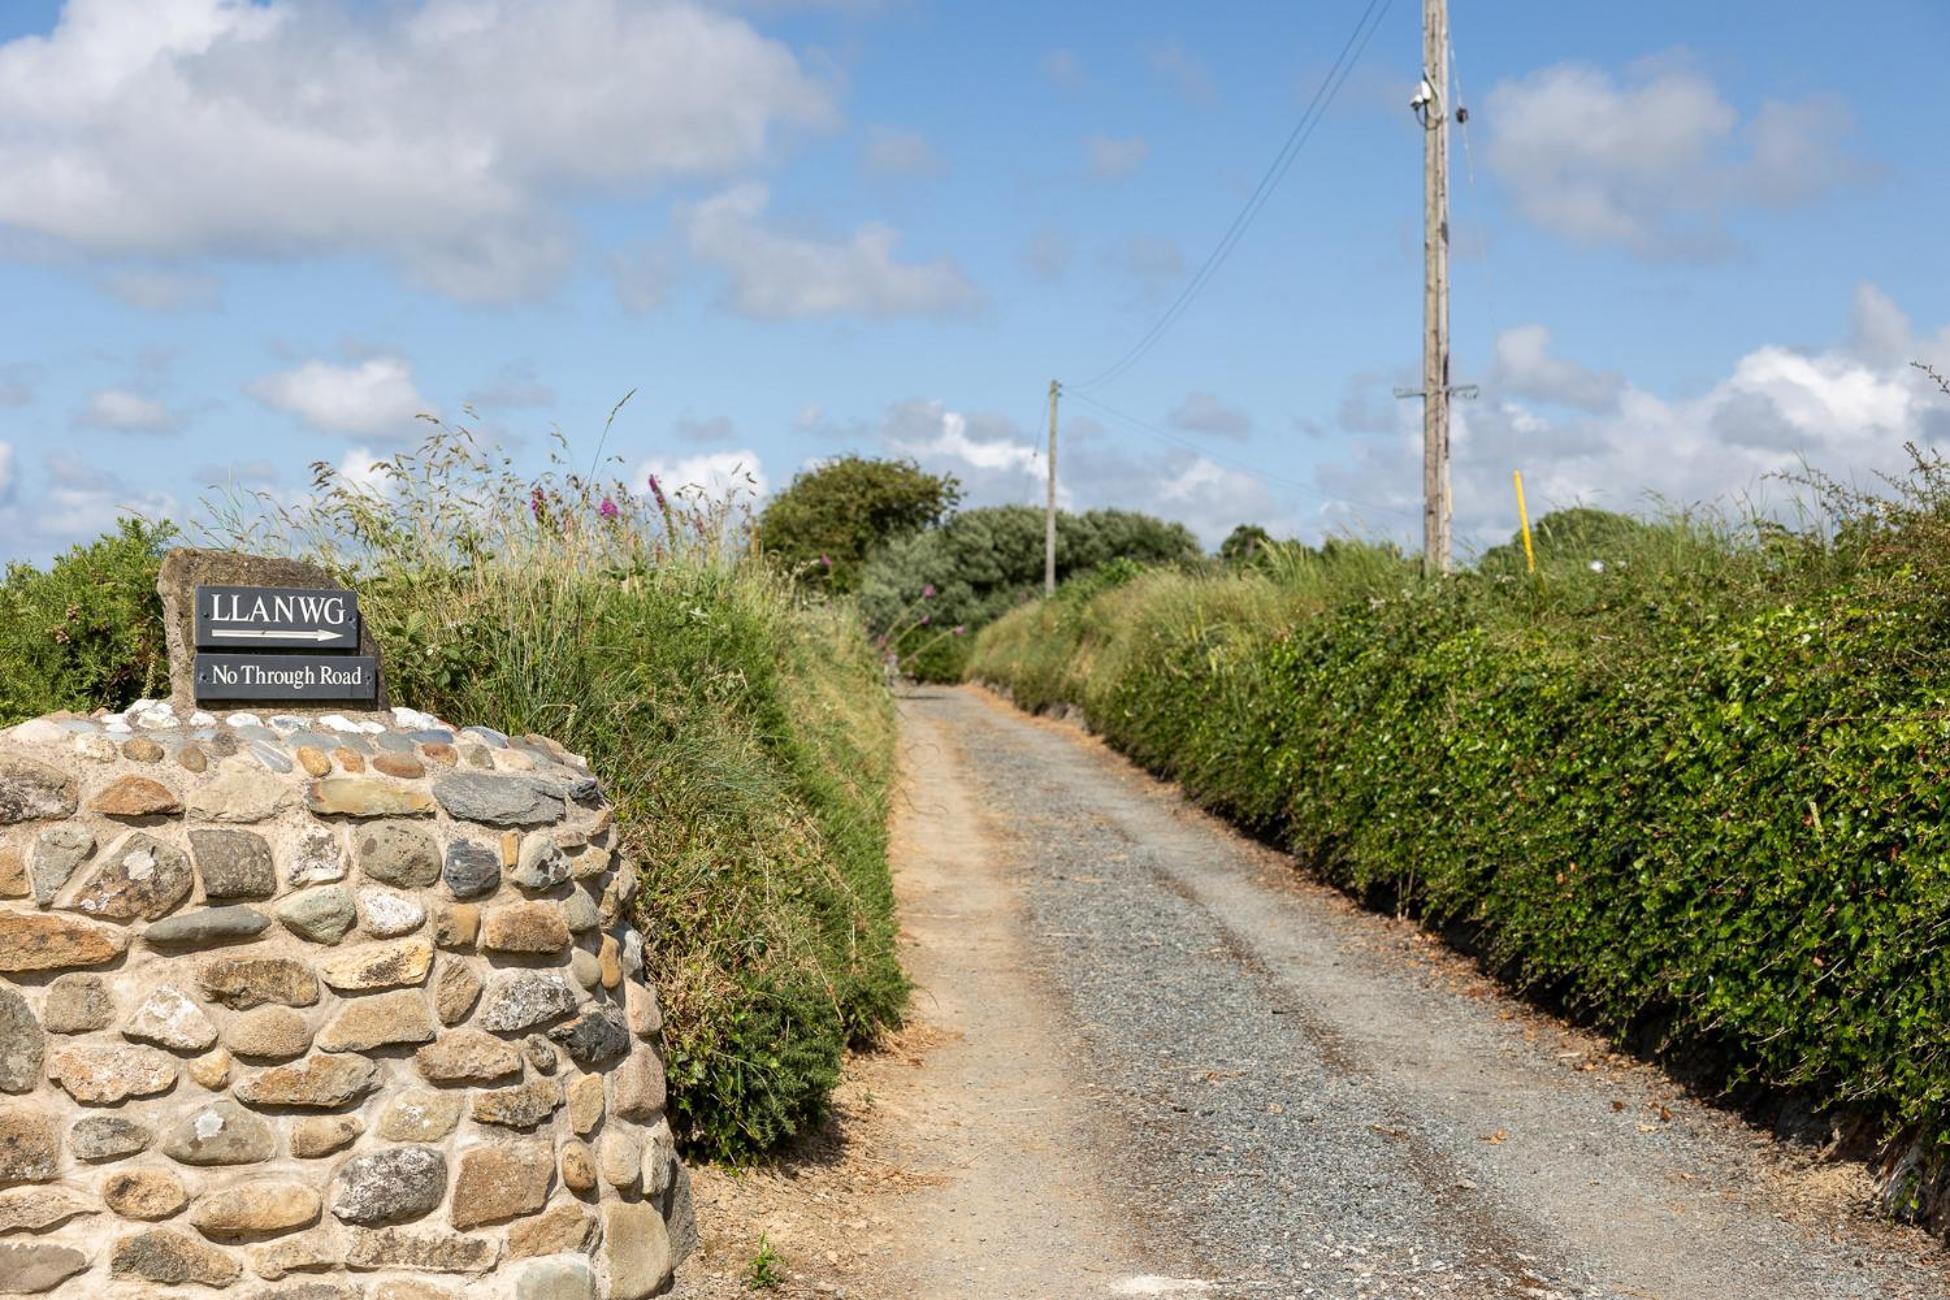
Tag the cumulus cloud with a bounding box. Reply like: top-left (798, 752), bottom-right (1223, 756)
top-left (1085, 135), bottom-right (1150, 181)
top-left (0, 362), bottom-right (40, 408)
top-left (861, 126), bottom-right (941, 177)
top-left (1042, 49), bottom-right (1081, 89)
top-left (333, 447), bottom-right (395, 495)
top-left (1484, 56), bottom-right (1865, 257)
top-left (99, 267), bottom-right (220, 312)
top-left (1490, 325), bottom-right (1625, 411)
top-left (247, 356), bottom-right (432, 438)
top-left (1315, 285), bottom-right (1950, 551)
top-left (1147, 40), bottom-right (1215, 105)
top-left (1020, 229), bottom-right (1071, 282)
top-left (680, 182), bottom-right (978, 320)
top-left (0, 451), bottom-right (177, 558)
top-left (0, 0), bottom-right (837, 300)
top-left (1169, 391), bottom-right (1251, 439)
top-left (637, 449), bottom-right (768, 501)
top-left (76, 387), bottom-right (180, 433)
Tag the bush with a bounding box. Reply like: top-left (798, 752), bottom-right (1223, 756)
top-left (755, 456), bottom-right (959, 594)
top-left (0, 519), bottom-right (174, 722)
top-left (968, 467), bottom-right (1950, 1161)
top-left (858, 504), bottom-right (1201, 680)
top-left (3, 434), bottom-right (905, 1161)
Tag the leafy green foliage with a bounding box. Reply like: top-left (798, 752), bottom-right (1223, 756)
top-left (969, 471), bottom-right (1950, 1147)
top-left (858, 504), bottom-right (1201, 681)
top-left (755, 456), bottom-right (960, 594)
top-left (1218, 523), bottom-right (1274, 566)
top-left (6, 433), bottom-right (903, 1162)
top-left (0, 519), bottom-right (175, 722)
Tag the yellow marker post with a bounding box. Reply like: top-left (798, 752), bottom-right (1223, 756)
top-left (1514, 470), bottom-right (1536, 574)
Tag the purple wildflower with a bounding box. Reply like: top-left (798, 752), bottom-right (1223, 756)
top-left (599, 497), bottom-right (619, 522)
top-left (529, 486), bottom-right (545, 521)
top-left (952, 625), bottom-right (966, 636)
top-left (922, 584), bottom-right (936, 598)
top-left (647, 474), bottom-right (669, 514)
top-left (920, 613), bottom-right (931, 626)
top-left (820, 554), bottom-right (832, 569)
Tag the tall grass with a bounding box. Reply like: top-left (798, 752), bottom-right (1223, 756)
top-left (3, 427), bottom-right (905, 1160)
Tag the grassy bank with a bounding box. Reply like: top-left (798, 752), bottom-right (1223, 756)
top-left (0, 434), bottom-right (904, 1160)
top-left (969, 479), bottom-right (1950, 1204)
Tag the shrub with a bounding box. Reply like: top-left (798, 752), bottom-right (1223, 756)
top-left (0, 519), bottom-right (174, 722)
top-left (755, 456), bottom-right (960, 594)
top-left (968, 467), bottom-right (1950, 1159)
top-left (858, 504), bottom-right (1201, 680)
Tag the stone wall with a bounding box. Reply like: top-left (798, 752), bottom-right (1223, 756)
top-left (0, 701), bottom-right (691, 1299)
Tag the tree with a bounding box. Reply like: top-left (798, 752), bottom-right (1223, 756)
top-left (858, 505), bottom-right (1200, 679)
top-left (1218, 524), bottom-right (1274, 567)
top-left (755, 457), bottom-right (960, 593)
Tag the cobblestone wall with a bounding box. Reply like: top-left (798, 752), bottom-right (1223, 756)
top-left (0, 700), bottom-right (691, 1299)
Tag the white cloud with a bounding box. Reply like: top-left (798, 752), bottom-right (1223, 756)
top-left (637, 449), bottom-right (768, 501)
top-left (77, 387), bottom-right (179, 433)
top-left (608, 243), bottom-right (675, 315)
top-left (1042, 49), bottom-right (1081, 89)
top-left (1484, 56), bottom-right (1863, 257)
top-left (1490, 325), bottom-right (1624, 411)
top-left (99, 267), bottom-right (219, 311)
top-left (1147, 40), bottom-right (1214, 105)
top-left (862, 126), bottom-right (941, 177)
top-left (680, 182), bottom-right (978, 320)
top-left (0, 0), bottom-right (838, 300)
top-left (793, 402), bottom-right (824, 432)
top-left (882, 400), bottom-right (1045, 502)
top-left (248, 356), bottom-right (431, 438)
top-left (334, 447), bottom-right (395, 495)
top-left (0, 362), bottom-right (41, 408)
top-left (1085, 135), bottom-right (1150, 181)
top-left (1021, 229), bottom-right (1071, 282)
top-left (13, 452), bottom-right (177, 551)
top-left (1315, 284), bottom-right (1950, 551)
top-left (1169, 391), bottom-right (1251, 439)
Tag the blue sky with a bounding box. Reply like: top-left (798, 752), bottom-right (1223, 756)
top-left (1, 0), bottom-right (1946, 563)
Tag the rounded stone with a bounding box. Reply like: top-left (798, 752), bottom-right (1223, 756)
top-left (559, 1141), bottom-right (596, 1195)
top-left (234, 1052), bottom-right (379, 1108)
top-left (0, 1242), bottom-right (88, 1293)
top-left (378, 1088), bottom-right (465, 1142)
top-left (482, 901), bottom-right (571, 954)
top-left (431, 773), bottom-right (563, 827)
top-left (45, 1041), bottom-right (177, 1104)
top-left (360, 887), bottom-right (427, 938)
top-left (0, 1106), bottom-right (59, 1182)
top-left (0, 754), bottom-right (79, 823)
top-left (88, 773), bottom-right (182, 817)
top-left (441, 841), bottom-right (501, 899)
top-left (29, 825), bottom-right (93, 904)
top-left (450, 1141), bottom-right (554, 1230)
top-left (510, 833), bottom-right (570, 890)
top-left (516, 1255), bottom-right (597, 1300)
top-left (433, 957), bottom-right (483, 1026)
top-left (226, 1005), bottom-right (314, 1060)
top-left (317, 935), bottom-right (434, 991)
top-left (122, 984), bottom-right (219, 1052)
top-left (0, 909), bottom-right (127, 972)
top-left (190, 1181), bottom-right (322, 1239)
top-left (0, 988), bottom-right (44, 1093)
top-left (288, 825), bottom-right (347, 886)
top-left (332, 1146), bottom-right (447, 1226)
top-left (68, 831), bottom-right (193, 922)
top-left (309, 778), bottom-right (437, 818)
top-left (354, 822), bottom-right (442, 888)
top-left (110, 1225), bottom-right (241, 1287)
top-left (290, 1114), bottom-right (364, 1158)
top-left (316, 989), bottom-right (436, 1053)
top-left (42, 973), bottom-right (112, 1033)
top-left (102, 1167), bottom-right (190, 1220)
top-left (188, 827), bottom-right (277, 899)
top-left (71, 1114), bottom-right (153, 1162)
top-left (477, 971), bottom-right (578, 1034)
top-left (373, 752), bottom-right (427, 780)
top-left (143, 904), bottom-right (272, 946)
top-left (199, 953), bottom-right (321, 1008)
top-left (414, 1028), bottom-right (522, 1085)
top-left (0, 1184), bottom-right (93, 1233)
top-left (279, 885), bottom-right (358, 944)
top-left (600, 1200), bottom-right (673, 1299)
top-left (160, 1099), bottom-right (276, 1165)
top-left (547, 1005), bottom-right (630, 1068)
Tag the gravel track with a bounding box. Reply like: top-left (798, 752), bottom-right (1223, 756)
top-left (909, 685), bottom-right (1950, 1300)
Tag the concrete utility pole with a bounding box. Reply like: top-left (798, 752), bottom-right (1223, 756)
top-left (1045, 379), bottom-right (1061, 596)
top-left (1419, 0), bottom-right (1452, 575)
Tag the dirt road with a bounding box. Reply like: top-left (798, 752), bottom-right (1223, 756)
top-left (675, 686), bottom-right (1950, 1299)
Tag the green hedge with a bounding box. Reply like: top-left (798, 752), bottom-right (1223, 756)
top-left (1, 467), bottom-right (902, 1161)
top-left (969, 498), bottom-right (1950, 1163)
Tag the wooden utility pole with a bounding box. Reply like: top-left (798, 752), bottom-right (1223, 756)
top-left (1419, 0), bottom-right (1452, 575)
top-left (1045, 379), bottom-right (1061, 596)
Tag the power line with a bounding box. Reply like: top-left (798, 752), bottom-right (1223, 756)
top-left (1071, 0), bottom-right (1397, 392)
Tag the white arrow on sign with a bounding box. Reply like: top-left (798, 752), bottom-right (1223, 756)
top-left (209, 628), bottom-right (344, 641)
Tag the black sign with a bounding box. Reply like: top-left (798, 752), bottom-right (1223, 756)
top-left (195, 584), bottom-right (360, 651)
top-left (194, 654), bottom-right (379, 702)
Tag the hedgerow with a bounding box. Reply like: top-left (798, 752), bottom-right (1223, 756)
top-left (0, 431), bottom-right (905, 1161)
top-left (969, 469), bottom-right (1950, 1176)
